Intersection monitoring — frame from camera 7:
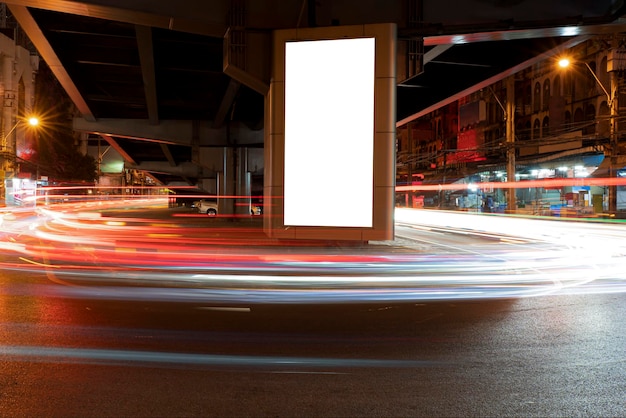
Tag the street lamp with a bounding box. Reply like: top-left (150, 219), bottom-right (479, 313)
top-left (1, 115), bottom-right (40, 150)
top-left (1, 115), bottom-right (41, 203)
top-left (558, 56), bottom-right (618, 215)
top-left (558, 58), bottom-right (615, 105)
top-left (1, 115), bottom-right (40, 166)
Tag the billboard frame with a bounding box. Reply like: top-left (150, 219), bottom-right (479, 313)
top-left (264, 23), bottom-right (396, 241)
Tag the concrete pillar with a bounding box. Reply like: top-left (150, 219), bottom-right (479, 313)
top-left (236, 147), bottom-right (251, 215)
top-left (1, 53), bottom-right (14, 202)
top-left (2, 54), bottom-right (13, 158)
top-left (217, 147), bottom-right (235, 215)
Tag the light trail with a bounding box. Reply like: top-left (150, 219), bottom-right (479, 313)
top-left (0, 345), bottom-right (436, 369)
top-left (0, 200), bottom-right (625, 303)
top-left (395, 176), bottom-right (626, 192)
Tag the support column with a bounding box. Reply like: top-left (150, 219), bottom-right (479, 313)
top-left (2, 55), bottom-right (14, 159)
top-left (236, 147), bottom-right (251, 215)
top-left (217, 147), bottom-right (236, 215)
top-left (506, 76), bottom-right (516, 213)
top-left (1, 54), bottom-right (14, 202)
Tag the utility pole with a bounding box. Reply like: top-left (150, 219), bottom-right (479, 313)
top-left (506, 76), bottom-right (516, 213)
top-left (608, 36), bottom-right (619, 215)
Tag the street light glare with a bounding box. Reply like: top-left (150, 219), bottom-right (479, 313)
top-left (28, 117), bottom-right (39, 126)
top-left (558, 58), bottom-right (571, 68)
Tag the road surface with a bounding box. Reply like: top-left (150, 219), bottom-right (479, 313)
top-left (0, 202), bottom-right (624, 416)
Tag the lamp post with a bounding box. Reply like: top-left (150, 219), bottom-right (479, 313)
top-left (558, 56), bottom-right (618, 215)
top-left (2, 116), bottom-right (39, 142)
top-left (1, 115), bottom-right (39, 164)
top-left (1, 116), bottom-right (40, 203)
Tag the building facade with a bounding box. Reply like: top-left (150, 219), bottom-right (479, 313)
top-left (0, 27), bottom-right (38, 206)
top-left (397, 35), bottom-right (626, 217)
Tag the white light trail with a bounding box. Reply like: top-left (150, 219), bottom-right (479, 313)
top-left (0, 204), bottom-right (624, 303)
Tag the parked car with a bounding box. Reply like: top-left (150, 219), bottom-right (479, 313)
top-left (195, 200), bottom-right (218, 216)
top-left (251, 204), bottom-right (262, 215)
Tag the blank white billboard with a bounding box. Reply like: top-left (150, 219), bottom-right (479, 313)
top-left (284, 37), bottom-right (375, 227)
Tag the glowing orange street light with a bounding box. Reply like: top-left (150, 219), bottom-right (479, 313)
top-left (557, 57), bottom-right (613, 104)
top-left (2, 115), bottom-right (41, 143)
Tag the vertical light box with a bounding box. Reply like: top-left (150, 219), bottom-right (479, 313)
top-left (265, 24), bottom-right (396, 241)
top-left (284, 37), bottom-right (375, 227)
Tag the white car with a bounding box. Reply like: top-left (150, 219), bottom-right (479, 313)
top-left (195, 200), bottom-right (218, 216)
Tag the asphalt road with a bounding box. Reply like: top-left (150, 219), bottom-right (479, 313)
top-left (0, 204), bottom-right (624, 417)
top-left (1, 270), bottom-right (624, 417)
